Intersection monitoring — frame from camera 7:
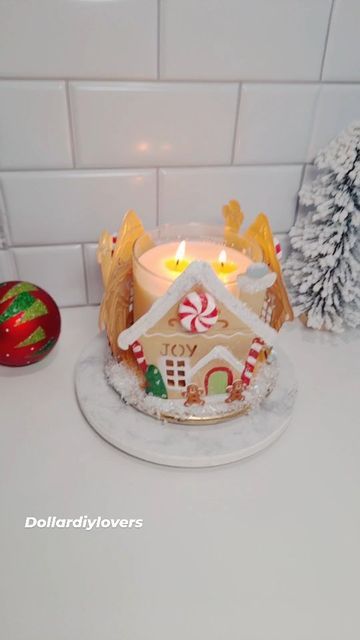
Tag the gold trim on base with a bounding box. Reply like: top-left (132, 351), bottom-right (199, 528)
top-left (130, 400), bottom-right (251, 425)
top-left (128, 375), bottom-right (276, 425)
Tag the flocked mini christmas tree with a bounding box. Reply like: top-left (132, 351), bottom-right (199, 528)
top-left (285, 121), bottom-right (360, 331)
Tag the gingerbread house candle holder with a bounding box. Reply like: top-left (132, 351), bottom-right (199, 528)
top-left (97, 201), bottom-right (294, 424)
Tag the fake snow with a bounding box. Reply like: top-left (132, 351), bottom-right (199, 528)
top-left (104, 352), bottom-right (280, 423)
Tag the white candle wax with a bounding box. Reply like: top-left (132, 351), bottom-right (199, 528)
top-left (133, 240), bottom-right (252, 319)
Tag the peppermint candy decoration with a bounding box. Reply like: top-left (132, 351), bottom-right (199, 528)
top-left (178, 291), bottom-right (218, 333)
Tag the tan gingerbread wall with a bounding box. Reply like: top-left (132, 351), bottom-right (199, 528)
top-left (139, 285), bottom-right (266, 399)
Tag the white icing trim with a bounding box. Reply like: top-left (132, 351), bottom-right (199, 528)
top-left (190, 346), bottom-right (244, 378)
top-left (118, 261), bottom-right (278, 349)
top-left (144, 330), bottom-right (251, 339)
top-left (237, 271), bottom-right (277, 293)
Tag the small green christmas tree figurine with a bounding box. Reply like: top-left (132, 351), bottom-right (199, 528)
top-left (145, 365), bottom-right (168, 399)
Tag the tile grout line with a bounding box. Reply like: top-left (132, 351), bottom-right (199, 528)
top-left (299, 162), bottom-right (307, 189)
top-left (157, 0), bottom-right (161, 80)
top-left (58, 301), bottom-right (90, 309)
top-left (156, 168), bottom-right (160, 225)
top-left (11, 248), bottom-right (20, 279)
top-left (0, 162), bottom-right (308, 174)
top-left (230, 83), bottom-right (242, 164)
top-left (304, 83), bottom-right (322, 165)
top-left (10, 247), bottom-right (19, 278)
top-left (319, 0), bottom-right (336, 81)
top-left (13, 241), bottom-right (99, 248)
top-left (81, 243), bottom-right (90, 304)
top-left (0, 77), bottom-right (359, 85)
top-left (65, 81), bottom-right (77, 167)
top-left (0, 182), bottom-right (14, 249)
top-left (0, 246), bottom-right (19, 278)
top-left (292, 162), bottom-right (307, 225)
top-left (10, 225), bottom-right (291, 252)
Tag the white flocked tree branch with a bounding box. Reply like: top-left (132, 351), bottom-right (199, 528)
top-left (285, 121), bottom-right (360, 332)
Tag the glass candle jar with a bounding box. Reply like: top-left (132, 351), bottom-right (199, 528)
top-left (132, 223), bottom-right (262, 320)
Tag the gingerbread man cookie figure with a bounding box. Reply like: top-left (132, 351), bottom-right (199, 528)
top-left (182, 384), bottom-right (205, 407)
top-left (225, 379), bottom-right (244, 403)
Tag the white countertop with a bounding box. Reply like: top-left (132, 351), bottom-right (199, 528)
top-left (1, 306), bottom-right (359, 640)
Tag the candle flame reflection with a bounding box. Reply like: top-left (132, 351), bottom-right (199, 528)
top-left (137, 142), bottom-right (149, 152)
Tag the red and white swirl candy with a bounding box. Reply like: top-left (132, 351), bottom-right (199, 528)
top-left (178, 291), bottom-right (218, 333)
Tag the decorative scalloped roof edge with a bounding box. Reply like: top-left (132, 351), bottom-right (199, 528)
top-left (118, 261), bottom-right (278, 349)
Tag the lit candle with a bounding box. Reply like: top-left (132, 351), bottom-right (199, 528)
top-left (133, 238), bottom-right (253, 319)
top-left (164, 240), bottom-right (190, 273)
top-left (211, 249), bottom-right (237, 277)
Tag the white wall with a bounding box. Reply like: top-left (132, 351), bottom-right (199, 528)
top-left (0, 0), bottom-right (359, 306)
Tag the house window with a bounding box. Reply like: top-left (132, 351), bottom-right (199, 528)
top-left (160, 357), bottom-right (189, 389)
top-left (260, 295), bottom-right (273, 324)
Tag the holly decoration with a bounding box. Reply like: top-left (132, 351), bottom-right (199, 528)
top-left (0, 281), bottom-right (61, 366)
top-left (145, 365), bottom-right (168, 399)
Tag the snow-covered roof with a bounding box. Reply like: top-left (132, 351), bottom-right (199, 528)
top-left (190, 346), bottom-right (244, 378)
top-left (118, 261), bottom-right (278, 349)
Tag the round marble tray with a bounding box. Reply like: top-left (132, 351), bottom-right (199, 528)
top-left (75, 333), bottom-right (297, 468)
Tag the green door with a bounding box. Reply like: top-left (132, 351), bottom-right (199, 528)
top-left (207, 370), bottom-right (229, 395)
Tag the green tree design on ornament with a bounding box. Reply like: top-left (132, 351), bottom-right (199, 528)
top-left (0, 290), bottom-right (47, 325)
top-left (145, 365), bottom-right (168, 399)
top-left (16, 326), bottom-right (46, 348)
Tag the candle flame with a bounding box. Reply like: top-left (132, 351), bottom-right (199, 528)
top-left (218, 249), bottom-right (227, 266)
top-left (175, 240), bottom-right (186, 264)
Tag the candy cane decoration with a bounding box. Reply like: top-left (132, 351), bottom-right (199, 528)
top-left (274, 236), bottom-right (282, 261)
top-left (241, 337), bottom-right (265, 387)
top-left (131, 340), bottom-right (147, 372)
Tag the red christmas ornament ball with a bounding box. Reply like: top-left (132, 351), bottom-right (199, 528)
top-left (0, 281), bottom-right (61, 367)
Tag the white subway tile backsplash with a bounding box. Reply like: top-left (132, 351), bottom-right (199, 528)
top-left (0, 0), bottom-right (357, 306)
top-left (159, 166), bottom-right (303, 232)
top-left (294, 164), bottom-right (318, 221)
top-left (1, 170), bottom-right (156, 246)
top-left (0, 1), bottom-right (157, 79)
top-left (323, 0), bottom-right (360, 81)
top-left (0, 81), bottom-right (72, 170)
top-left (84, 244), bottom-right (104, 305)
top-left (160, 0), bottom-right (332, 80)
top-left (0, 186), bottom-right (9, 247)
top-left (234, 84), bottom-right (319, 164)
top-left (70, 83), bottom-right (238, 167)
top-left (0, 250), bottom-right (18, 282)
top-left (307, 85), bottom-right (360, 161)
top-left (13, 245), bottom-right (86, 307)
